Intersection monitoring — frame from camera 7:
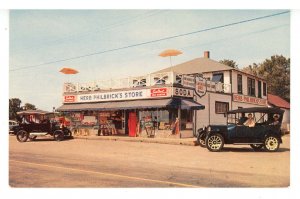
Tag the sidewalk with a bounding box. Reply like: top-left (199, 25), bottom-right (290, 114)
top-left (73, 135), bottom-right (198, 146)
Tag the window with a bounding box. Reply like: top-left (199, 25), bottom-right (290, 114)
top-left (237, 74), bottom-right (243, 94)
top-left (215, 101), bottom-right (229, 114)
top-left (247, 77), bottom-right (256, 96)
top-left (258, 81), bottom-right (262, 98)
top-left (212, 73), bottom-right (224, 83)
top-left (263, 82), bottom-right (267, 96)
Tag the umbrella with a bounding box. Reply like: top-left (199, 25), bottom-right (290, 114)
top-left (159, 49), bottom-right (182, 66)
top-left (60, 67), bottom-right (79, 83)
top-left (59, 67), bottom-right (79, 74)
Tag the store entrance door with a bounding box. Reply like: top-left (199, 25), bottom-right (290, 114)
top-left (128, 111), bottom-right (137, 137)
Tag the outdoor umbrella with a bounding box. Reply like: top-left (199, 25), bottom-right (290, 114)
top-left (159, 49), bottom-right (182, 66)
top-left (59, 67), bottom-right (79, 83)
top-left (59, 67), bottom-right (79, 74)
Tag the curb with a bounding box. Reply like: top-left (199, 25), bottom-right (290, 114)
top-left (73, 136), bottom-right (198, 146)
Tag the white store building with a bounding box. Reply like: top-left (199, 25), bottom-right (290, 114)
top-left (155, 51), bottom-right (268, 131)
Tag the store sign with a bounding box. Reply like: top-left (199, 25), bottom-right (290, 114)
top-left (63, 88), bottom-right (171, 103)
top-left (64, 95), bottom-right (76, 102)
top-left (173, 87), bottom-right (193, 98)
top-left (150, 88), bottom-right (168, 97)
top-left (195, 76), bottom-right (207, 97)
top-left (233, 94), bottom-right (267, 106)
top-left (182, 75), bottom-right (195, 88)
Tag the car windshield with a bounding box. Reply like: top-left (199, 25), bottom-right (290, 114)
top-left (227, 111), bottom-right (281, 126)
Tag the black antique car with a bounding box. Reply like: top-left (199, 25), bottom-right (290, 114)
top-left (197, 107), bottom-right (284, 152)
top-left (15, 110), bottom-right (72, 142)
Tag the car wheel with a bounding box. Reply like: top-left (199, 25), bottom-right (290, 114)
top-left (29, 136), bottom-right (37, 141)
top-left (264, 136), bottom-right (280, 152)
top-left (206, 133), bottom-right (224, 152)
top-left (54, 130), bottom-right (64, 141)
top-left (16, 130), bottom-right (29, 142)
top-left (197, 132), bottom-right (206, 148)
top-left (250, 144), bottom-right (264, 151)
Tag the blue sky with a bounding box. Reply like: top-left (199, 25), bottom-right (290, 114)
top-left (9, 10), bottom-right (290, 111)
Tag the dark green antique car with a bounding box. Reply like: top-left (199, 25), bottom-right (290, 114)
top-left (197, 107), bottom-right (284, 152)
top-left (15, 110), bottom-right (72, 142)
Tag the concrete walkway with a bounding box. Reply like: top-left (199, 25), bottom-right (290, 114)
top-left (73, 135), bottom-right (198, 146)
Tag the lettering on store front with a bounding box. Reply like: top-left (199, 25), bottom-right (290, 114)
top-left (150, 88), bottom-right (167, 97)
top-left (182, 75), bottom-right (195, 88)
top-left (173, 88), bottom-right (193, 98)
top-left (63, 88), bottom-right (171, 103)
top-left (233, 94), bottom-right (267, 106)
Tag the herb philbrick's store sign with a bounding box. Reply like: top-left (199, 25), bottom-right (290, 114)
top-left (233, 94), bottom-right (267, 106)
top-left (63, 88), bottom-right (171, 103)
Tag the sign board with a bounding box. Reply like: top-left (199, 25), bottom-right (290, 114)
top-left (173, 87), bottom-right (193, 98)
top-left (195, 76), bottom-right (207, 97)
top-left (182, 75), bottom-right (195, 88)
top-left (63, 87), bottom-right (171, 103)
top-left (233, 94), bottom-right (267, 106)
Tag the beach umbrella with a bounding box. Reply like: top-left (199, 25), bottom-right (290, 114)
top-left (59, 67), bottom-right (79, 83)
top-left (59, 67), bottom-right (79, 74)
top-left (159, 49), bottom-right (182, 66)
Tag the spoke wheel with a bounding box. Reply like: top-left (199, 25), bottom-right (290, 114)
top-left (206, 133), bottom-right (224, 152)
top-left (264, 136), bottom-right (280, 152)
top-left (54, 131), bottom-right (64, 141)
top-left (197, 132), bottom-right (206, 148)
top-left (16, 130), bottom-right (29, 142)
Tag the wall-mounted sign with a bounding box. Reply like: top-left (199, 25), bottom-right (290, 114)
top-left (233, 94), bottom-right (267, 106)
top-left (64, 95), bottom-right (76, 102)
top-left (63, 87), bottom-right (171, 103)
top-left (182, 75), bottom-right (195, 88)
top-left (150, 88), bottom-right (168, 97)
top-left (195, 76), bottom-right (207, 97)
top-left (173, 87), bottom-right (193, 98)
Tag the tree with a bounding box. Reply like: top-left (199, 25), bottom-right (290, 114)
top-left (9, 98), bottom-right (22, 120)
top-left (219, 59), bottom-right (239, 69)
top-left (24, 103), bottom-right (36, 110)
top-left (242, 55), bottom-right (290, 101)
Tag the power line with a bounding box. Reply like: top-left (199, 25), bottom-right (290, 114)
top-left (10, 11), bottom-right (289, 72)
top-left (11, 10), bottom-right (166, 54)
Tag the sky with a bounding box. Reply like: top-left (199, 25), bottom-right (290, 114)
top-left (8, 10), bottom-right (290, 111)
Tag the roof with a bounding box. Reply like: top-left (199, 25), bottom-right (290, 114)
top-left (154, 57), bottom-right (266, 81)
top-left (155, 57), bottom-right (233, 74)
top-left (227, 107), bottom-right (284, 114)
top-left (57, 98), bottom-right (204, 111)
top-left (268, 94), bottom-right (290, 109)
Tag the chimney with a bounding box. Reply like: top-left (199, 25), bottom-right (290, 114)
top-left (204, 51), bottom-right (210, 58)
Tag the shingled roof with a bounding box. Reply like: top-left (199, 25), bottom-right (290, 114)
top-left (268, 94), bottom-right (290, 109)
top-left (154, 57), bottom-right (233, 74)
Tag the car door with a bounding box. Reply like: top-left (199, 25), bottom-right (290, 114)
top-left (235, 125), bottom-right (252, 142)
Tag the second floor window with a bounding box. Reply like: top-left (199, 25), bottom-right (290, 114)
top-left (258, 81), bottom-right (262, 98)
top-left (247, 77), bottom-right (256, 96)
top-left (263, 82), bottom-right (267, 96)
top-left (215, 101), bottom-right (229, 114)
top-left (237, 74), bottom-right (243, 94)
top-left (212, 73), bottom-right (224, 83)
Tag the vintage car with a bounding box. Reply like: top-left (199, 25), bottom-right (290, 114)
top-left (9, 120), bottom-right (19, 134)
top-left (15, 110), bottom-right (72, 142)
top-left (197, 107), bottom-right (284, 152)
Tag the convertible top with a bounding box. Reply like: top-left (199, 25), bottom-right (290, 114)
top-left (227, 107), bottom-right (284, 114)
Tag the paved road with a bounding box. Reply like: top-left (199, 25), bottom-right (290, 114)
top-left (9, 135), bottom-right (290, 187)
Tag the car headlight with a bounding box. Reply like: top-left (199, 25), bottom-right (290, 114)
top-left (207, 126), bottom-right (211, 132)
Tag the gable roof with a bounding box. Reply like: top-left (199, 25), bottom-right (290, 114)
top-left (268, 94), bottom-right (290, 109)
top-left (154, 57), bottom-right (234, 74)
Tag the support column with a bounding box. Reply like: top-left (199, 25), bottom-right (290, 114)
top-left (178, 105), bottom-right (181, 137)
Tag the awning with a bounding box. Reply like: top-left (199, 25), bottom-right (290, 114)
top-left (169, 98), bottom-right (205, 110)
top-left (57, 99), bottom-right (173, 111)
top-left (57, 98), bottom-right (205, 112)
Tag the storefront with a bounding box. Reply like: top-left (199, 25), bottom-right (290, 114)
top-left (57, 86), bottom-right (204, 138)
